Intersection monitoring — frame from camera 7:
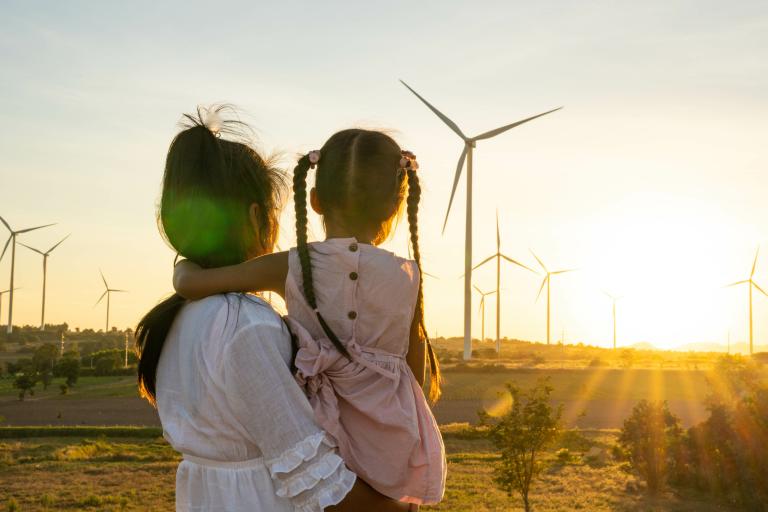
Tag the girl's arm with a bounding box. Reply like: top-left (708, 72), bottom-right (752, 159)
top-left (405, 307), bottom-right (426, 386)
top-left (173, 251), bottom-right (289, 300)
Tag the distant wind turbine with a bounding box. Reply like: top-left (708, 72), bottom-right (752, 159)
top-left (473, 210), bottom-right (535, 353)
top-left (531, 250), bottom-right (575, 345)
top-left (726, 248), bottom-right (767, 355)
top-left (0, 215), bottom-right (55, 333)
top-left (473, 285), bottom-right (496, 343)
top-left (401, 80), bottom-right (561, 360)
top-left (18, 235), bottom-right (70, 330)
top-left (603, 292), bottom-right (623, 350)
top-left (96, 271), bottom-right (126, 332)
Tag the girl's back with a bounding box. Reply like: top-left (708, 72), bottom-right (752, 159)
top-left (285, 238), bottom-right (446, 505)
top-left (286, 238), bottom-right (418, 356)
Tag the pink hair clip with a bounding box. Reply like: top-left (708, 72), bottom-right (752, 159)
top-left (308, 150), bottom-right (321, 168)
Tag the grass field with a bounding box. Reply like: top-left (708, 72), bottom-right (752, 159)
top-left (0, 427), bottom-right (735, 512)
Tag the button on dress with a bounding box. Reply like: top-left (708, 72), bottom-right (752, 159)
top-left (285, 238), bottom-right (447, 505)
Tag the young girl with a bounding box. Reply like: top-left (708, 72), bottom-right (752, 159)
top-left (174, 129), bottom-right (446, 505)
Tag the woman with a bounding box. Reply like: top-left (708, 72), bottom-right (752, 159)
top-left (135, 107), bottom-right (411, 511)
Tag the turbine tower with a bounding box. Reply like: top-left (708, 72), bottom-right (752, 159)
top-left (727, 248), bottom-right (767, 355)
top-left (96, 270), bottom-right (126, 332)
top-left (473, 210), bottom-right (535, 353)
top-left (604, 292), bottom-right (623, 349)
top-left (401, 80), bottom-right (561, 360)
top-left (531, 250), bottom-right (575, 345)
top-left (18, 235), bottom-right (70, 330)
top-left (0, 288), bottom-right (20, 331)
top-left (0, 216), bottom-right (55, 333)
top-left (473, 285), bottom-right (496, 343)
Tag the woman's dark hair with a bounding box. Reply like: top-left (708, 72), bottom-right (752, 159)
top-left (136, 105), bottom-right (285, 406)
top-left (292, 129), bottom-right (441, 402)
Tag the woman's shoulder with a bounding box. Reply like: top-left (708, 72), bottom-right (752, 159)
top-left (180, 293), bottom-right (285, 341)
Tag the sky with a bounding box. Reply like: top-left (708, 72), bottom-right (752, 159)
top-left (1, 1), bottom-right (767, 350)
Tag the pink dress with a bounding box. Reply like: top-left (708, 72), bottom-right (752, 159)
top-left (284, 238), bottom-right (446, 505)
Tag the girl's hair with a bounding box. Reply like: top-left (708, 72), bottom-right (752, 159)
top-left (292, 129), bottom-right (441, 402)
top-left (136, 105), bottom-right (286, 406)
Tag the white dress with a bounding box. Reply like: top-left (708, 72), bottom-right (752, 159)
top-left (156, 293), bottom-right (356, 512)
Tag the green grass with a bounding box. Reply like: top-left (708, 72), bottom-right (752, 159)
top-left (0, 430), bottom-right (738, 511)
top-left (0, 376), bottom-right (139, 400)
top-left (439, 368), bottom-right (711, 402)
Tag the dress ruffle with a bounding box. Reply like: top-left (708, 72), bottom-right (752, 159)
top-left (274, 449), bottom-right (345, 498)
top-left (265, 431), bottom-right (334, 477)
top-left (294, 467), bottom-right (356, 512)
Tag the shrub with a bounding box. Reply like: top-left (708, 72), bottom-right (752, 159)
top-left (481, 378), bottom-right (563, 512)
top-left (619, 400), bottom-right (682, 494)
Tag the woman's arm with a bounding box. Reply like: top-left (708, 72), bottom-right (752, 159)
top-left (405, 307), bottom-right (426, 386)
top-left (173, 251), bottom-right (288, 300)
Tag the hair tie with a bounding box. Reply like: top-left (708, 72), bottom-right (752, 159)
top-left (308, 150), bottom-right (321, 169)
top-left (202, 108), bottom-right (223, 137)
top-left (399, 150), bottom-right (419, 171)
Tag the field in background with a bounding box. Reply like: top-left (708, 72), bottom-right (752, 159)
top-left (1, 335), bottom-right (741, 429)
top-left (0, 426), bottom-right (735, 512)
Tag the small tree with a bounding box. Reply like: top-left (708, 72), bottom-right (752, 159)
top-left (13, 372), bottom-right (37, 401)
top-left (55, 356), bottom-right (80, 387)
top-left (32, 343), bottom-right (58, 390)
top-left (481, 378), bottom-right (563, 512)
top-left (619, 400), bottom-right (682, 494)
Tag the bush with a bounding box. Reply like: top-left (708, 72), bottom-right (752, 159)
top-left (619, 400), bottom-right (683, 494)
top-left (481, 378), bottom-right (563, 512)
top-left (673, 382), bottom-right (768, 508)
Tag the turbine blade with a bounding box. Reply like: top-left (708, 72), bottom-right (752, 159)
top-left (17, 223), bottom-right (55, 234)
top-left (473, 285), bottom-right (483, 295)
top-left (99, 270), bottom-right (109, 290)
top-left (535, 276), bottom-right (548, 302)
top-left (754, 282), bottom-right (768, 297)
top-left (552, 268), bottom-right (577, 275)
top-left (399, 80), bottom-right (467, 140)
top-left (0, 215), bottom-right (10, 231)
top-left (472, 254), bottom-right (496, 271)
top-left (726, 280), bottom-right (749, 287)
top-left (0, 236), bottom-right (11, 262)
top-left (529, 249), bottom-right (548, 273)
top-left (110, 289), bottom-right (128, 293)
top-left (441, 145), bottom-right (468, 233)
top-left (751, 247), bottom-right (760, 278)
top-left (501, 254), bottom-right (536, 273)
top-left (17, 242), bottom-right (44, 255)
top-left (47, 234), bottom-right (70, 254)
top-left (95, 290), bottom-right (108, 306)
top-left (422, 271), bottom-right (439, 280)
top-left (472, 107), bottom-right (563, 141)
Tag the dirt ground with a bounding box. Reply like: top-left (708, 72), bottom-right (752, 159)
top-left (0, 394), bottom-right (708, 428)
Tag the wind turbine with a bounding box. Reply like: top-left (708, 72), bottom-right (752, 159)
top-left (603, 292), bottom-right (623, 349)
top-left (473, 285), bottom-right (496, 343)
top-left (401, 80), bottom-right (561, 360)
top-left (531, 250), bottom-right (575, 345)
top-left (96, 271), bottom-right (126, 332)
top-left (18, 235), bottom-right (70, 330)
top-left (726, 248), bottom-right (767, 355)
top-left (473, 210), bottom-right (536, 353)
top-left (0, 216), bottom-right (55, 333)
